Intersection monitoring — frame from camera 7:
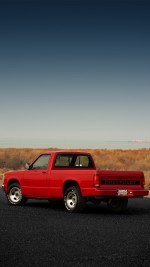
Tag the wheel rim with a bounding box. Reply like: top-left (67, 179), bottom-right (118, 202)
top-left (65, 191), bottom-right (77, 210)
top-left (8, 187), bottom-right (22, 204)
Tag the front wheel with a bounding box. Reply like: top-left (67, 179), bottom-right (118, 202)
top-left (64, 186), bottom-right (85, 213)
top-left (7, 183), bottom-right (26, 205)
top-left (107, 197), bottom-right (128, 213)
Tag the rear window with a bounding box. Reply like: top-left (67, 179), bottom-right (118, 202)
top-left (54, 154), bottom-right (94, 168)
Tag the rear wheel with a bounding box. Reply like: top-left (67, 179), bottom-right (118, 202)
top-left (64, 186), bottom-right (85, 213)
top-left (107, 197), bottom-right (128, 212)
top-left (7, 183), bottom-right (26, 205)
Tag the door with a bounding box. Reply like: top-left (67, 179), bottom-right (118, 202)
top-left (23, 154), bottom-right (51, 197)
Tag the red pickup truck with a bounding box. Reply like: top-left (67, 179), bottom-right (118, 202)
top-left (2, 151), bottom-right (149, 212)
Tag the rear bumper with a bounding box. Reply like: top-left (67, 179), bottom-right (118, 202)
top-left (82, 188), bottom-right (149, 198)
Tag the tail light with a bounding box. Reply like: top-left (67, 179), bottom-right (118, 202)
top-left (93, 174), bottom-right (100, 188)
top-left (141, 175), bottom-right (145, 188)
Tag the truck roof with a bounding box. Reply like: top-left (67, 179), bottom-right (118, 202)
top-left (42, 151), bottom-right (92, 155)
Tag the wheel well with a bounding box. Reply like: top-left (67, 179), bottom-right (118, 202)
top-left (7, 179), bottom-right (20, 188)
top-left (63, 180), bottom-right (80, 194)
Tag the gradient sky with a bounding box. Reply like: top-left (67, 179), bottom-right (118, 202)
top-left (0, 0), bottom-right (150, 147)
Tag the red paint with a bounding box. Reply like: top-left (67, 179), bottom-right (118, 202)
top-left (3, 151), bottom-right (149, 199)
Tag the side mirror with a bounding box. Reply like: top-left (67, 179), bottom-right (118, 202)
top-left (25, 163), bottom-right (30, 170)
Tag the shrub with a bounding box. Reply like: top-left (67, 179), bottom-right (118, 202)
top-left (0, 148), bottom-right (150, 187)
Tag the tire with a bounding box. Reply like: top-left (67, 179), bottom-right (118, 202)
top-left (107, 197), bottom-right (128, 213)
top-left (64, 186), bottom-right (85, 213)
top-left (6, 183), bottom-right (26, 205)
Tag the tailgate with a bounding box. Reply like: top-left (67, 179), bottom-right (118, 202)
top-left (97, 170), bottom-right (144, 190)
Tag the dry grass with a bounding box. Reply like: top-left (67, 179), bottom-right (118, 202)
top-left (0, 148), bottom-right (150, 189)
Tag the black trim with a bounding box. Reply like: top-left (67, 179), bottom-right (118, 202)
top-left (101, 180), bottom-right (140, 185)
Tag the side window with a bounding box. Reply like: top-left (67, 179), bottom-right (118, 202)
top-left (31, 154), bottom-right (51, 170)
top-left (54, 154), bottom-right (94, 168)
top-left (75, 155), bottom-right (90, 167)
top-left (54, 155), bottom-right (73, 167)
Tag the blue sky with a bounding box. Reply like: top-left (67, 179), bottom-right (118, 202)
top-left (0, 0), bottom-right (150, 148)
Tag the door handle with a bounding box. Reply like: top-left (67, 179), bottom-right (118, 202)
top-left (42, 171), bottom-right (47, 174)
